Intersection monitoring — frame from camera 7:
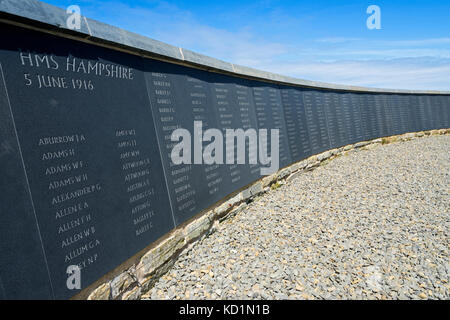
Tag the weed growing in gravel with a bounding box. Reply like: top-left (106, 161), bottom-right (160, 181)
top-left (270, 182), bottom-right (282, 190)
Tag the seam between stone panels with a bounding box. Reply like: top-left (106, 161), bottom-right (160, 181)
top-left (179, 48), bottom-right (185, 61)
top-left (301, 91), bottom-right (313, 156)
top-left (277, 90), bottom-right (292, 163)
top-left (142, 66), bottom-right (177, 229)
top-left (83, 17), bottom-right (93, 36)
top-left (0, 62), bottom-right (55, 299)
top-left (358, 95), bottom-right (366, 141)
top-left (323, 94), bottom-right (332, 150)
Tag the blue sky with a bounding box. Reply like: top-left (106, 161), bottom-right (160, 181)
top-left (45, 0), bottom-right (450, 90)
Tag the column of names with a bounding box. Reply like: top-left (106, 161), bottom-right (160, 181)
top-left (40, 133), bottom-right (101, 273)
top-left (115, 129), bottom-right (156, 237)
top-left (150, 72), bottom-right (197, 216)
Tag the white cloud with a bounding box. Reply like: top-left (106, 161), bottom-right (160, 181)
top-left (378, 38), bottom-right (450, 47)
top-left (77, 1), bottom-right (450, 90)
top-left (156, 23), bottom-right (287, 66)
top-left (315, 37), bottom-right (362, 43)
top-left (262, 58), bottom-right (450, 91)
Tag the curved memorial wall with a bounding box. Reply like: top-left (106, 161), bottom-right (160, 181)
top-left (0, 1), bottom-right (449, 299)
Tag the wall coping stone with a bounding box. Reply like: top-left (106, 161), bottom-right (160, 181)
top-left (1, 0), bottom-right (450, 95)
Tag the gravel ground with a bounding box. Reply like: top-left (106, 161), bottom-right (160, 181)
top-left (142, 135), bottom-right (449, 300)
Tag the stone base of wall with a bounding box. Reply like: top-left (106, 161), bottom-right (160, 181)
top-left (84, 128), bottom-right (449, 300)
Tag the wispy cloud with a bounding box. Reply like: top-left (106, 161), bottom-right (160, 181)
top-left (156, 23), bottom-right (288, 67)
top-left (72, 0), bottom-right (450, 90)
top-left (315, 38), bottom-right (450, 46)
top-left (263, 58), bottom-right (450, 91)
top-left (315, 37), bottom-right (362, 43)
top-left (378, 38), bottom-right (450, 47)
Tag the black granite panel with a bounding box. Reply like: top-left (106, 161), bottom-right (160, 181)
top-left (0, 23), bottom-right (174, 299)
top-left (0, 58), bottom-right (54, 300)
top-left (302, 90), bottom-right (330, 154)
top-left (279, 86), bottom-right (312, 161)
top-left (324, 91), bottom-right (347, 149)
top-left (251, 84), bottom-right (292, 169)
top-left (345, 93), bottom-right (364, 144)
top-left (207, 73), bottom-right (261, 192)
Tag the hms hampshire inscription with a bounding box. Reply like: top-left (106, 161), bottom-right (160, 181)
top-left (20, 52), bottom-right (133, 90)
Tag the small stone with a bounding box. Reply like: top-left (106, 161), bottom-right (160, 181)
top-left (419, 292), bottom-right (428, 299)
top-left (343, 145), bottom-right (352, 151)
top-left (111, 272), bottom-right (135, 299)
top-left (122, 286), bottom-right (141, 300)
top-left (88, 283), bottom-right (111, 300)
top-left (354, 141), bottom-right (369, 148)
top-left (295, 283), bottom-right (304, 291)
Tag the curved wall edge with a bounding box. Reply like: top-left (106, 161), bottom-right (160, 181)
top-left (1, 0), bottom-right (449, 95)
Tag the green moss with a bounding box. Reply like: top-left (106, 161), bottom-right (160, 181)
top-left (270, 182), bottom-right (281, 190)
